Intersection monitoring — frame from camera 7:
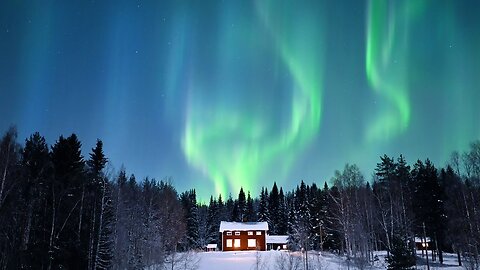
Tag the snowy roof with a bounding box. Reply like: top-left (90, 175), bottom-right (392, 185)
top-left (219, 221), bottom-right (269, 232)
top-left (414, 237), bottom-right (431, 243)
top-left (266, 235), bottom-right (289, 244)
top-left (206, 244), bottom-right (217, 249)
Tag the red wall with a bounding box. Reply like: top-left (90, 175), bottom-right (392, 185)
top-left (222, 230), bottom-right (266, 251)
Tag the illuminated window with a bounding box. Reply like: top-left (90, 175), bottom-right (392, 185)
top-left (235, 231), bottom-right (240, 236)
top-left (226, 232), bottom-right (232, 236)
top-left (226, 239), bottom-right (232, 248)
top-left (248, 231), bottom-right (253, 235)
top-left (283, 244), bottom-right (287, 249)
top-left (234, 239), bottom-right (241, 248)
top-left (248, 239), bottom-right (256, 248)
top-left (256, 231), bottom-right (262, 235)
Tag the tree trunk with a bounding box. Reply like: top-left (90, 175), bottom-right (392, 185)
top-left (0, 142), bottom-right (11, 209)
top-left (21, 200), bottom-right (34, 251)
top-left (47, 186), bottom-right (56, 270)
top-left (93, 180), bottom-right (106, 270)
top-left (88, 201), bottom-right (97, 270)
top-left (78, 185), bottom-right (85, 242)
top-left (457, 249), bottom-right (462, 266)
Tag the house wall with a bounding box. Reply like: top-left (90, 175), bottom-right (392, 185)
top-left (222, 230), bottom-right (266, 251)
top-left (267, 243), bottom-right (288, 250)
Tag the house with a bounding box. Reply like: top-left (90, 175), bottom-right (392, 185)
top-left (206, 243), bottom-right (217, 252)
top-left (266, 235), bottom-right (289, 250)
top-left (219, 221), bottom-right (269, 251)
top-left (414, 237), bottom-right (432, 250)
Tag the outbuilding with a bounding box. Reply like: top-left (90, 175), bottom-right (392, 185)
top-left (266, 235), bottom-right (289, 250)
top-left (206, 243), bottom-right (218, 252)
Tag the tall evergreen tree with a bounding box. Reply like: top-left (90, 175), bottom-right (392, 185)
top-left (87, 139), bottom-right (113, 270)
top-left (237, 187), bottom-right (246, 222)
top-left (257, 187), bottom-right (269, 223)
top-left (49, 134), bottom-right (86, 269)
top-left (180, 189), bottom-right (200, 250)
top-left (387, 234), bottom-right (415, 270)
top-left (277, 187), bottom-right (288, 235)
top-left (206, 196), bottom-right (219, 244)
top-left (20, 132), bottom-right (51, 267)
top-left (268, 182), bottom-right (280, 234)
top-left (411, 159), bottom-right (446, 263)
top-left (245, 191), bottom-right (256, 222)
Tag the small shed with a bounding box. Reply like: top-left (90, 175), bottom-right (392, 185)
top-left (266, 235), bottom-right (289, 250)
top-left (206, 243), bottom-right (217, 252)
top-left (414, 237), bottom-right (432, 250)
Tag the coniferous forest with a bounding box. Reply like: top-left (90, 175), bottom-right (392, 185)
top-left (1, 126), bottom-right (480, 269)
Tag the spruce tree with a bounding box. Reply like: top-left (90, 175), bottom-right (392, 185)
top-left (277, 187), bottom-right (288, 235)
top-left (87, 139), bottom-right (113, 270)
top-left (387, 235), bottom-right (415, 270)
top-left (245, 191), bottom-right (255, 222)
top-left (225, 194), bottom-right (235, 222)
top-left (257, 187), bottom-right (269, 223)
top-left (206, 196), bottom-right (219, 244)
top-left (50, 134), bottom-right (86, 269)
top-left (180, 189), bottom-right (199, 250)
top-left (268, 182), bottom-right (280, 234)
top-left (237, 187), bottom-right (246, 221)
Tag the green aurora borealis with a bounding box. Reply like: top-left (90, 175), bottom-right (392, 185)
top-left (0, 0), bottom-right (479, 198)
top-left (183, 0), bottom-right (325, 195)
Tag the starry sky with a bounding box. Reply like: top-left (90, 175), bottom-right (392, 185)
top-left (1, 0), bottom-right (479, 200)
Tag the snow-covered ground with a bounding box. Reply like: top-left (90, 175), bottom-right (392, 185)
top-left (192, 250), bottom-right (464, 270)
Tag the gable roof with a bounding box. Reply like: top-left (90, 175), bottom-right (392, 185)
top-left (414, 237), bottom-right (431, 243)
top-left (266, 235), bottom-right (289, 244)
top-left (206, 244), bottom-right (217, 249)
top-left (219, 221), bottom-right (269, 232)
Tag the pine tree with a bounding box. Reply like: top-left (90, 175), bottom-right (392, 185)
top-left (237, 187), bottom-right (246, 221)
top-left (180, 189), bottom-right (199, 250)
top-left (387, 235), bottom-right (415, 270)
top-left (49, 134), bottom-right (86, 269)
top-left (268, 182), bottom-right (280, 234)
top-left (20, 132), bottom-right (51, 266)
top-left (258, 187), bottom-right (269, 223)
top-left (411, 159), bottom-right (446, 263)
top-left (289, 181), bottom-right (312, 251)
top-left (245, 191), bottom-right (255, 222)
top-left (87, 140), bottom-right (112, 270)
top-left (225, 194), bottom-right (235, 222)
top-left (206, 196), bottom-right (219, 244)
top-left (277, 187), bottom-right (288, 235)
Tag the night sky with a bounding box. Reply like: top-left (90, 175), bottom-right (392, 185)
top-left (1, 0), bottom-right (479, 199)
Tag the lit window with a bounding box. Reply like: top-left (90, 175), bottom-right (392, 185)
top-left (235, 231), bottom-right (240, 236)
top-left (283, 244), bottom-right (287, 249)
top-left (226, 232), bottom-right (232, 236)
top-left (248, 231), bottom-right (253, 235)
top-left (248, 239), bottom-right (256, 248)
top-left (234, 239), bottom-right (241, 248)
top-left (256, 231), bottom-right (262, 235)
top-left (226, 239), bottom-right (232, 247)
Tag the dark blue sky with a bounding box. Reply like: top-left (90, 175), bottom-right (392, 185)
top-left (1, 0), bottom-right (479, 199)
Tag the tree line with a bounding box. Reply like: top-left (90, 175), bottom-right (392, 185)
top-left (1, 126), bottom-right (480, 269)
